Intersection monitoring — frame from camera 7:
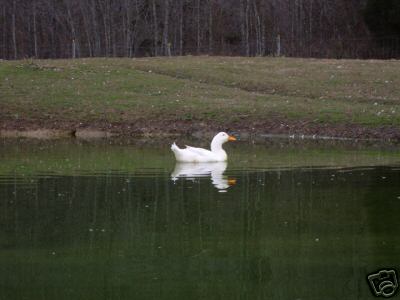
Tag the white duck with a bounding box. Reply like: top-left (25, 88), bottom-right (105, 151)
top-left (171, 132), bottom-right (236, 162)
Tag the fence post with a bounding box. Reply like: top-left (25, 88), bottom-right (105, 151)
top-left (72, 39), bottom-right (76, 59)
top-left (276, 34), bottom-right (281, 56)
top-left (167, 42), bottom-right (171, 57)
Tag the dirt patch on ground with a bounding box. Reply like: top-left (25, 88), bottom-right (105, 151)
top-left (0, 129), bottom-right (74, 139)
top-left (1, 117), bottom-right (400, 141)
top-left (74, 129), bottom-right (116, 139)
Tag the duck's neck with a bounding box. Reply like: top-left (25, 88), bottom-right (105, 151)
top-left (211, 139), bottom-right (224, 153)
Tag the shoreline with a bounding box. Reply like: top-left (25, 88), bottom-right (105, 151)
top-left (2, 118), bottom-right (400, 142)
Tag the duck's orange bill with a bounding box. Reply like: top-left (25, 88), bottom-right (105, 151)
top-left (228, 135), bottom-right (237, 141)
top-left (228, 178), bottom-right (237, 186)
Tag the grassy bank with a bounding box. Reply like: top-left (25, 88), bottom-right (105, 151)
top-left (1, 56), bottom-right (400, 139)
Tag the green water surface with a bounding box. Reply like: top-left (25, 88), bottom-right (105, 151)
top-left (0, 138), bottom-right (399, 300)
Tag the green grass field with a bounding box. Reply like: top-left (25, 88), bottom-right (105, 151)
top-left (1, 56), bottom-right (400, 131)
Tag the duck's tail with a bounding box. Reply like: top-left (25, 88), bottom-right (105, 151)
top-left (171, 142), bottom-right (180, 153)
top-left (171, 142), bottom-right (182, 160)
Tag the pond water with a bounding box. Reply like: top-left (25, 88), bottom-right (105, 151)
top-left (0, 138), bottom-right (399, 300)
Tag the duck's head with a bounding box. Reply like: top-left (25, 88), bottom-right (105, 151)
top-left (214, 132), bottom-right (237, 144)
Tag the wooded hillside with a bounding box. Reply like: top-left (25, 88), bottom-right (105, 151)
top-left (1, 0), bottom-right (400, 60)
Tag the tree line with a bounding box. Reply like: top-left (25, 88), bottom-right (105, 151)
top-left (1, 0), bottom-right (400, 60)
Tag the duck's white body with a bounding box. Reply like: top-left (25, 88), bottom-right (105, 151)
top-left (171, 132), bottom-right (236, 163)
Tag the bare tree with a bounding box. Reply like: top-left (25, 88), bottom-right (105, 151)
top-left (151, 0), bottom-right (159, 56)
top-left (162, 0), bottom-right (169, 55)
top-left (196, 0), bottom-right (200, 54)
top-left (12, 0), bottom-right (17, 59)
top-left (179, 0), bottom-right (184, 55)
top-left (32, 0), bottom-right (38, 57)
top-left (0, 0), bottom-right (397, 60)
top-left (208, 0), bottom-right (213, 54)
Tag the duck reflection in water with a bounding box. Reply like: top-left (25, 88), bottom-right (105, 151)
top-left (171, 161), bottom-right (236, 191)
